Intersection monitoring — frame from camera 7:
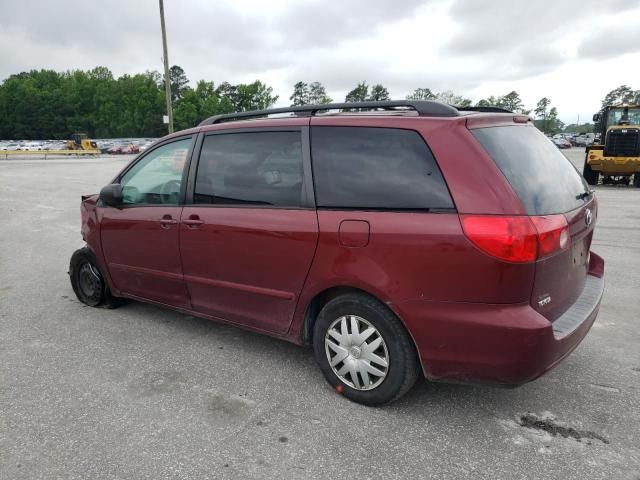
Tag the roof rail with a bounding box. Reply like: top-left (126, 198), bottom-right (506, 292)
top-left (456, 106), bottom-right (513, 113)
top-left (198, 100), bottom-right (460, 126)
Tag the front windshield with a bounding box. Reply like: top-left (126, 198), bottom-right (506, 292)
top-left (606, 107), bottom-right (640, 127)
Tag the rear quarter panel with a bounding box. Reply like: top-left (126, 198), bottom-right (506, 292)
top-left (289, 210), bottom-right (535, 341)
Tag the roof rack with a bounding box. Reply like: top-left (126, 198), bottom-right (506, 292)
top-left (456, 106), bottom-right (513, 113)
top-left (198, 100), bottom-right (460, 126)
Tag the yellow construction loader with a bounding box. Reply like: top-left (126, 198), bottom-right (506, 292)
top-left (584, 105), bottom-right (640, 187)
top-left (65, 133), bottom-right (100, 152)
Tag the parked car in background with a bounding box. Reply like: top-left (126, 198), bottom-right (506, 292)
top-left (107, 145), bottom-right (123, 154)
top-left (584, 133), bottom-right (596, 146)
top-left (138, 141), bottom-right (154, 152)
top-left (22, 141), bottom-right (44, 151)
top-left (0, 142), bottom-right (20, 151)
top-left (107, 143), bottom-right (140, 154)
top-left (46, 142), bottom-right (67, 151)
top-left (69, 101), bottom-right (604, 406)
top-left (553, 137), bottom-right (572, 149)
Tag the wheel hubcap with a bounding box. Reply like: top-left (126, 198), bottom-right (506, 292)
top-left (79, 262), bottom-right (101, 298)
top-left (324, 315), bottom-right (389, 391)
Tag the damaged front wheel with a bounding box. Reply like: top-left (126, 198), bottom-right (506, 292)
top-left (69, 247), bottom-right (119, 308)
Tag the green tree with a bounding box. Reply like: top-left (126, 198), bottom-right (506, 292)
top-left (173, 87), bottom-right (201, 131)
top-left (168, 65), bottom-right (189, 102)
top-left (234, 80), bottom-right (279, 111)
top-left (308, 82), bottom-right (332, 104)
top-left (406, 87), bottom-right (436, 101)
top-left (108, 72), bottom-right (165, 137)
top-left (345, 82), bottom-right (369, 102)
top-left (0, 67), bottom-right (280, 138)
top-left (174, 80), bottom-right (239, 130)
top-left (215, 82), bottom-right (239, 113)
top-left (497, 91), bottom-right (526, 113)
top-left (534, 97), bottom-right (551, 133)
top-left (368, 84), bottom-right (390, 101)
top-left (546, 107), bottom-right (564, 134)
top-left (600, 85), bottom-right (640, 109)
top-left (476, 96), bottom-right (499, 107)
top-left (563, 123), bottom-right (594, 134)
top-left (290, 81), bottom-right (309, 106)
top-left (434, 90), bottom-right (471, 107)
top-left (195, 80), bottom-right (224, 116)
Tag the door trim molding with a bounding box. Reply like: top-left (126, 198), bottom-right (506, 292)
top-left (183, 274), bottom-right (295, 300)
top-left (109, 263), bottom-right (184, 281)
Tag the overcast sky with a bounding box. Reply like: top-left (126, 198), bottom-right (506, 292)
top-left (1, 0), bottom-right (639, 124)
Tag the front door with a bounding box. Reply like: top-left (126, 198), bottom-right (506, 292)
top-left (180, 128), bottom-right (318, 334)
top-left (100, 137), bottom-right (193, 308)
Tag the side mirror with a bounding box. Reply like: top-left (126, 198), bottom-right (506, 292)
top-left (592, 113), bottom-right (600, 122)
top-left (99, 183), bottom-right (123, 207)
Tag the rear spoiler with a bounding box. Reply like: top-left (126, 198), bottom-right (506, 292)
top-left (466, 114), bottom-right (532, 129)
top-left (456, 106), bottom-right (513, 114)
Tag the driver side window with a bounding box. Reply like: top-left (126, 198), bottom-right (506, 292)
top-left (120, 138), bottom-right (191, 205)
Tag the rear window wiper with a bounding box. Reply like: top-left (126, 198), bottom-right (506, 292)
top-left (576, 190), bottom-right (594, 201)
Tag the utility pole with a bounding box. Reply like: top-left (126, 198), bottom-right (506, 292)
top-left (159, 0), bottom-right (174, 133)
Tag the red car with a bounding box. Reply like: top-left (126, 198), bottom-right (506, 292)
top-left (108, 144), bottom-right (140, 155)
top-left (69, 101), bottom-right (604, 405)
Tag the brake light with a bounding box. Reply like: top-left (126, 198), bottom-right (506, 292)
top-left (461, 215), bottom-right (570, 263)
top-left (530, 215), bottom-right (570, 258)
top-left (461, 216), bottom-right (538, 263)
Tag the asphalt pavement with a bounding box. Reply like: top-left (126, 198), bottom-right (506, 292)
top-left (1, 150), bottom-right (639, 479)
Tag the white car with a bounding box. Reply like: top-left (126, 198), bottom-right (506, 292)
top-left (22, 142), bottom-right (44, 151)
top-left (1, 143), bottom-right (21, 151)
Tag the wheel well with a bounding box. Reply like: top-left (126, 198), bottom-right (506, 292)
top-left (302, 286), bottom-right (385, 345)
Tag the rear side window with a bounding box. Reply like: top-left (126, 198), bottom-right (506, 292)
top-left (194, 131), bottom-right (304, 207)
top-left (472, 126), bottom-right (590, 215)
top-left (311, 127), bottom-right (454, 210)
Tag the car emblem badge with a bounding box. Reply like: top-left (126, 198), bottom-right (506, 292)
top-left (585, 208), bottom-right (593, 226)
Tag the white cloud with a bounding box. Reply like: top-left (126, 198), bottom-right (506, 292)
top-left (0, 0), bottom-right (639, 123)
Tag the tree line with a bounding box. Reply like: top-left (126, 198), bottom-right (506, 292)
top-left (0, 66), bottom-right (278, 140)
top-left (1, 65), bottom-right (635, 139)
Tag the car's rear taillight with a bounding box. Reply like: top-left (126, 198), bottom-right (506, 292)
top-left (530, 215), bottom-right (570, 258)
top-left (461, 215), bottom-right (570, 263)
top-left (461, 216), bottom-right (538, 263)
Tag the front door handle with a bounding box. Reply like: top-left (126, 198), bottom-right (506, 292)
top-left (183, 216), bottom-right (204, 228)
top-left (159, 216), bottom-right (178, 229)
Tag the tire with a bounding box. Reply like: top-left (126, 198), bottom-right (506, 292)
top-left (634, 173), bottom-right (640, 188)
top-left (583, 154), bottom-right (599, 186)
top-left (69, 247), bottom-right (120, 308)
top-left (313, 293), bottom-right (419, 406)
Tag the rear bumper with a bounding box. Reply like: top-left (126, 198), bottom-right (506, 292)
top-left (395, 252), bottom-right (605, 385)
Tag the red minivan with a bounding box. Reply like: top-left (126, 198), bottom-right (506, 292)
top-left (69, 101), bottom-right (605, 405)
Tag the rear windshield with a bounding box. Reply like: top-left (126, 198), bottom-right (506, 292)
top-left (472, 125), bottom-right (591, 215)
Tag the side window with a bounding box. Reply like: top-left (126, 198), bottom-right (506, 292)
top-left (120, 138), bottom-right (191, 205)
top-left (194, 131), bottom-right (304, 207)
top-left (311, 127), bottom-right (454, 210)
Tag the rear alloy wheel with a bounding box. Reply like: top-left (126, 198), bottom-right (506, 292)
top-left (69, 247), bottom-right (119, 308)
top-left (313, 293), bottom-right (419, 406)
